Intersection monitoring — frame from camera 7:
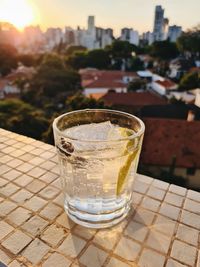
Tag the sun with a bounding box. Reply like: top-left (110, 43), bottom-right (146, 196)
top-left (0, 0), bottom-right (37, 30)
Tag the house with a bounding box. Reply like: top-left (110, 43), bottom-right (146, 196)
top-left (168, 91), bottom-right (195, 104)
top-left (140, 118), bottom-right (200, 189)
top-left (0, 79), bottom-right (20, 99)
top-left (189, 88), bottom-right (200, 108)
top-left (79, 68), bottom-right (139, 97)
top-left (151, 78), bottom-right (178, 96)
top-left (101, 91), bottom-right (166, 114)
top-left (168, 57), bottom-right (195, 79)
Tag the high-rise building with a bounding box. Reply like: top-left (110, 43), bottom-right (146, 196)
top-left (121, 28), bottom-right (139, 46)
top-left (142, 31), bottom-right (154, 45)
top-left (88, 16), bottom-right (95, 35)
top-left (153, 5), bottom-right (164, 41)
top-left (162, 18), bottom-right (169, 40)
top-left (168, 25), bottom-right (182, 42)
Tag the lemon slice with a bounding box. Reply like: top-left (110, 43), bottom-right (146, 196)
top-left (116, 128), bottom-right (138, 195)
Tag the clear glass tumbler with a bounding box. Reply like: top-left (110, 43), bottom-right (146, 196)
top-left (53, 109), bottom-right (145, 228)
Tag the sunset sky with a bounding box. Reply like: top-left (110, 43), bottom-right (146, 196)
top-left (0, 0), bottom-right (199, 35)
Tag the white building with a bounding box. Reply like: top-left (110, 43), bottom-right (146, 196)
top-left (120, 28), bottom-right (139, 46)
top-left (142, 31), bottom-right (154, 45)
top-left (168, 25), bottom-right (182, 42)
top-left (153, 5), bottom-right (164, 41)
top-left (190, 88), bottom-right (200, 108)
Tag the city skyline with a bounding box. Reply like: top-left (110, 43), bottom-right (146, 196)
top-left (0, 0), bottom-right (199, 35)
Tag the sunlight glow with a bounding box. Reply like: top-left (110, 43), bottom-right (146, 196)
top-left (0, 0), bottom-right (38, 30)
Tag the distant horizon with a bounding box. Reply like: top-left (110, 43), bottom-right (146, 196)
top-left (0, 0), bottom-right (200, 36)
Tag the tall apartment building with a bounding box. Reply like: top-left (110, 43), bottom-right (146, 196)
top-left (168, 25), bottom-right (182, 42)
top-left (153, 5), bottom-right (169, 41)
top-left (121, 28), bottom-right (139, 46)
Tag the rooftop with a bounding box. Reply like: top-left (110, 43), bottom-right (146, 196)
top-left (0, 128), bottom-right (200, 267)
top-left (141, 118), bottom-right (200, 168)
top-left (155, 79), bottom-right (177, 88)
top-left (102, 91), bottom-right (167, 106)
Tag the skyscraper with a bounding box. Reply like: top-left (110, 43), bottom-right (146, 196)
top-left (168, 25), bottom-right (182, 42)
top-left (153, 5), bottom-right (164, 41)
top-left (88, 16), bottom-right (95, 34)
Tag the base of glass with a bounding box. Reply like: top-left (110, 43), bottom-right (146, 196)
top-left (64, 199), bottom-right (131, 229)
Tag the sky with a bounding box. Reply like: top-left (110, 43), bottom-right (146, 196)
top-left (0, 0), bottom-right (200, 36)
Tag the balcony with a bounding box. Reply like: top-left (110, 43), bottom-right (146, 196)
top-left (0, 128), bottom-right (200, 267)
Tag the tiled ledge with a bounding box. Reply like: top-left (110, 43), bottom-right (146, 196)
top-left (0, 128), bottom-right (200, 267)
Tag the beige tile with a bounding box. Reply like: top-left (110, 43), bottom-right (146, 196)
top-left (21, 144), bottom-right (35, 152)
top-left (16, 162), bottom-right (34, 173)
top-left (79, 244), bottom-right (108, 267)
top-left (19, 153), bottom-right (34, 162)
top-left (164, 192), bottom-right (184, 207)
top-left (152, 215), bottom-right (176, 236)
top-left (41, 224), bottom-right (66, 247)
top-left (1, 146), bottom-right (16, 154)
top-left (114, 236), bottom-right (141, 261)
top-left (133, 208), bottom-right (155, 225)
top-left (42, 253), bottom-right (71, 267)
top-left (31, 148), bottom-right (45, 156)
top-left (135, 174), bottom-right (153, 184)
top-left (6, 158), bottom-right (24, 168)
top-left (11, 189), bottom-right (33, 204)
top-left (2, 169), bottom-right (22, 181)
top-left (29, 156), bottom-right (45, 165)
top-left (21, 215), bottom-right (48, 236)
top-left (152, 179), bottom-right (169, 190)
top-left (1, 183), bottom-right (19, 197)
top-left (147, 186), bottom-right (165, 200)
top-left (106, 257), bottom-right (130, 267)
top-left (0, 221), bottom-right (14, 240)
top-left (0, 249), bottom-right (11, 265)
top-left (73, 225), bottom-right (96, 240)
top-left (166, 259), bottom-right (187, 267)
top-left (7, 207), bottom-right (32, 226)
top-left (39, 185), bottom-right (60, 199)
top-left (58, 234), bottom-right (86, 258)
top-left (0, 164), bottom-right (11, 175)
top-left (51, 178), bottom-right (61, 189)
top-left (56, 212), bottom-right (75, 229)
top-left (124, 221), bottom-right (148, 242)
top-left (0, 177), bottom-right (8, 187)
top-left (159, 203), bottom-right (180, 220)
top-left (146, 230), bottom-right (171, 253)
top-left (171, 240), bottom-right (197, 266)
top-left (93, 228), bottom-right (119, 250)
top-left (184, 198), bottom-right (200, 214)
top-left (180, 210), bottom-right (200, 229)
top-left (2, 230), bottom-right (32, 254)
top-left (0, 155), bottom-right (13, 164)
top-left (11, 149), bottom-right (25, 157)
top-left (176, 224), bottom-right (199, 246)
top-left (24, 196), bottom-right (47, 211)
top-left (22, 238), bottom-right (49, 264)
top-left (40, 202), bottom-right (62, 220)
top-left (141, 197), bottom-right (161, 212)
top-left (51, 165), bottom-right (60, 175)
top-left (14, 174), bottom-right (33, 186)
top-left (40, 161), bottom-right (56, 170)
top-left (133, 180), bottom-right (149, 194)
top-left (26, 179), bottom-right (46, 193)
top-left (0, 200), bottom-right (17, 216)
top-left (138, 248), bottom-right (165, 267)
top-left (53, 193), bottom-right (64, 206)
top-left (132, 192), bottom-right (143, 205)
top-left (187, 189), bottom-right (200, 202)
top-left (39, 172), bottom-right (58, 183)
top-left (169, 184), bottom-right (187, 196)
top-left (8, 260), bottom-right (26, 267)
top-left (28, 167), bottom-right (47, 178)
top-left (41, 151), bottom-right (55, 159)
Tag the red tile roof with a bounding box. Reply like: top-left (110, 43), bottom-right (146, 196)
top-left (155, 79), bottom-right (177, 88)
top-left (80, 69), bottom-right (138, 89)
top-left (101, 92), bottom-right (167, 106)
top-left (141, 118), bottom-right (200, 168)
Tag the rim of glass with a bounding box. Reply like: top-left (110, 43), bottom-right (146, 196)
top-left (53, 109), bottom-right (145, 143)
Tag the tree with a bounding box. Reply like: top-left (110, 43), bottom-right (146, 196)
top-left (150, 40), bottom-right (179, 60)
top-left (127, 79), bottom-right (146, 91)
top-left (18, 54), bottom-right (35, 67)
top-left (179, 72), bottom-right (200, 90)
top-left (23, 54), bottom-right (81, 107)
top-left (65, 45), bottom-right (87, 56)
top-left (129, 57), bottom-right (144, 71)
top-left (177, 25), bottom-right (200, 57)
top-left (0, 44), bottom-right (18, 76)
top-left (105, 40), bottom-right (138, 59)
top-left (0, 99), bottom-right (49, 140)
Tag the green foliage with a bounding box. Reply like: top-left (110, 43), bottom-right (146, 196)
top-left (65, 45), bottom-right (87, 56)
top-left (179, 72), bottom-right (200, 90)
top-left (177, 26), bottom-right (200, 55)
top-left (150, 40), bottom-right (179, 60)
top-left (18, 54), bottom-right (35, 67)
top-left (130, 57), bottom-right (144, 71)
top-left (23, 54), bottom-right (81, 106)
top-left (127, 79), bottom-right (146, 91)
top-left (0, 99), bottom-right (49, 140)
top-left (66, 49), bottom-right (110, 70)
top-left (0, 44), bottom-right (18, 76)
top-left (105, 40), bottom-right (138, 59)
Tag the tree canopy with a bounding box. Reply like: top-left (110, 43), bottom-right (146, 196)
top-left (0, 44), bottom-right (18, 76)
top-left (179, 71), bottom-right (200, 90)
top-left (150, 40), bottom-right (179, 60)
